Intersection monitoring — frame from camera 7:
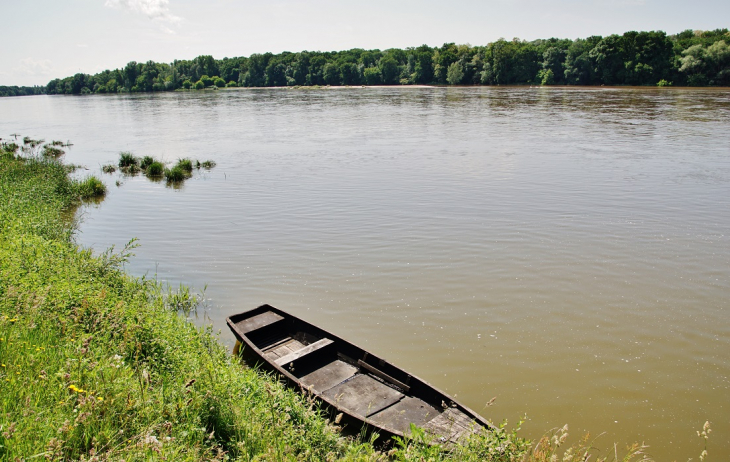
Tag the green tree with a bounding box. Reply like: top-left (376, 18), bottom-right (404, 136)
top-left (378, 56), bottom-right (399, 84)
top-left (446, 61), bottom-right (465, 84)
top-left (363, 67), bottom-right (381, 85)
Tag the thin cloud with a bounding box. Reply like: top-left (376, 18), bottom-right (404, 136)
top-left (105, 0), bottom-right (183, 26)
top-left (13, 58), bottom-right (53, 78)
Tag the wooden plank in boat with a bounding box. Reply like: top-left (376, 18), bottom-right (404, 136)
top-left (422, 407), bottom-right (476, 443)
top-left (299, 360), bottom-right (358, 393)
top-left (235, 311), bottom-right (284, 335)
top-left (264, 338), bottom-right (305, 360)
top-left (322, 374), bottom-right (404, 417)
top-left (275, 338), bottom-right (334, 366)
top-left (369, 397), bottom-right (439, 434)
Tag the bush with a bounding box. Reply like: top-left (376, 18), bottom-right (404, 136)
top-left (226, 81), bottom-right (238, 87)
top-left (214, 77), bottom-right (226, 88)
top-left (194, 80), bottom-right (204, 90)
top-left (182, 79), bottom-right (192, 89)
top-left (146, 161), bottom-right (164, 177)
top-left (200, 75), bottom-right (214, 87)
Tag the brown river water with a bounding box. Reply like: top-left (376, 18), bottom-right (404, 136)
top-left (2, 87), bottom-right (729, 460)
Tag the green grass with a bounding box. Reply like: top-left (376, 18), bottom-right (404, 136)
top-left (146, 161), bottom-right (164, 177)
top-left (76, 176), bottom-right (107, 198)
top-left (42, 145), bottom-right (65, 158)
top-left (118, 152), bottom-right (138, 168)
top-left (0, 140), bottom-right (663, 461)
top-left (176, 158), bottom-right (193, 173)
top-left (140, 155), bottom-right (155, 170)
top-left (164, 165), bottom-right (186, 182)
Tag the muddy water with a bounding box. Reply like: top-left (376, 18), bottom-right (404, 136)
top-left (2, 87), bottom-right (729, 460)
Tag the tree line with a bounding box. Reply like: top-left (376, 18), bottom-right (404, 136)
top-left (5, 29), bottom-right (730, 97)
top-left (0, 86), bottom-right (46, 97)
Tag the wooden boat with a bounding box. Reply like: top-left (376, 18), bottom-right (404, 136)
top-left (227, 304), bottom-right (493, 444)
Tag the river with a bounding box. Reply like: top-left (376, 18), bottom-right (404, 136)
top-left (2, 86), bottom-right (729, 460)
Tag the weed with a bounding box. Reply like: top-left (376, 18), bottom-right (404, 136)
top-left (75, 176), bottom-right (107, 198)
top-left (176, 158), bottom-right (193, 173)
top-left (164, 165), bottom-right (187, 182)
top-left (42, 145), bottom-right (65, 157)
top-left (118, 151), bottom-right (138, 168)
top-left (146, 161), bottom-right (164, 177)
top-left (140, 155), bottom-right (155, 170)
top-left (101, 164), bottom-right (116, 174)
top-left (201, 160), bottom-right (217, 169)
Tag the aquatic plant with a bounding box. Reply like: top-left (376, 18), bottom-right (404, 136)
top-left (164, 165), bottom-right (186, 182)
top-left (75, 176), bottom-right (106, 198)
top-left (145, 161), bottom-right (164, 177)
top-left (101, 164), bottom-right (116, 173)
top-left (42, 145), bottom-right (65, 157)
top-left (118, 151), bottom-right (138, 168)
top-left (176, 158), bottom-right (193, 173)
top-left (200, 160), bottom-right (216, 169)
top-left (139, 155), bottom-right (155, 170)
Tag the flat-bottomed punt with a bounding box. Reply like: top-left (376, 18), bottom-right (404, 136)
top-left (227, 304), bottom-right (493, 443)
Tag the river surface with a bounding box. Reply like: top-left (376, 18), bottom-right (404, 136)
top-left (2, 87), bottom-right (729, 460)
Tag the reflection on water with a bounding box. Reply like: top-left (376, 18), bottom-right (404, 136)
top-left (2, 87), bottom-right (729, 460)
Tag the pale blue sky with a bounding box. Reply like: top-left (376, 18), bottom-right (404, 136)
top-left (1, 0), bottom-right (728, 85)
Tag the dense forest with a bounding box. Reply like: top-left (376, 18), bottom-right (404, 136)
top-left (6, 29), bottom-right (730, 97)
top-left (0, 86), bottom-right (46, 97)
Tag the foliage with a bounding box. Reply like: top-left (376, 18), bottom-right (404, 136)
top-left (101, 164), bottom-right (116, 174)
top-left (176, 158), bottom-right (193, 173)
top-left (164, 165), bottom-right (186, 182)
top-left (39, 29), bottom-right (730, 94)
top-left (75, 176), bottom-right (107, 198)
top-left (139, 155), bottom-right (155, 170)
top-left (118, 152), bottom-right (138, 168)
top-left (145, 161), bottom-right (164, 177)
top-left (0, 85), bottom-right (45, 97)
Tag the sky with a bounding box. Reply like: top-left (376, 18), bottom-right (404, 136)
top-left (1, 0), bottom-right (728, 86)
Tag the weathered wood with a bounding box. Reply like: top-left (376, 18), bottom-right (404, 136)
top-left (369, 397), bottom-right (439, 433)
top-left (275, 338), bottom-right (333, 366)
top-left (358, 360), bottom-right (410, 392)
top-left (322, 374), bottom-right (404, 417)
top-left (422, 408), bottom-right (476, 443)
top-left (264, 338), bottom-right (305, 360)
top-left (300, 360), bottom-right (358, 393)
top-left (234, 311), bottom-right (284, 335)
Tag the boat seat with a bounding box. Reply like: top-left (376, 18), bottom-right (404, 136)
top-left (275, 338), bottom-right (334, 366)
top-left (234, 311), bottom-right (284, 335)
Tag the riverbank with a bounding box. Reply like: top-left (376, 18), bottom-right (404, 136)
top-left (0, 144), bottom-right (549, 460)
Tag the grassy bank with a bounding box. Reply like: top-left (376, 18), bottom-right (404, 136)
top-left (0, 144), bottom-right (657, 461)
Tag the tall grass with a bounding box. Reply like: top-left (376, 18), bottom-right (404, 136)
top-left (118, 152), bottom-right (138, 168)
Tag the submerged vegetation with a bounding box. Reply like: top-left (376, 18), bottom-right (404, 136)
top-left (37, 28), bottom-right (730, 96)
top-left (108, 151), bottom-right (216, 185)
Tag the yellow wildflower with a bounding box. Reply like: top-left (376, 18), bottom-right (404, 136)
top-left (68, 384), bottom-right (86, 393)
top-left (97, 397), bottom-right (104, 401)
